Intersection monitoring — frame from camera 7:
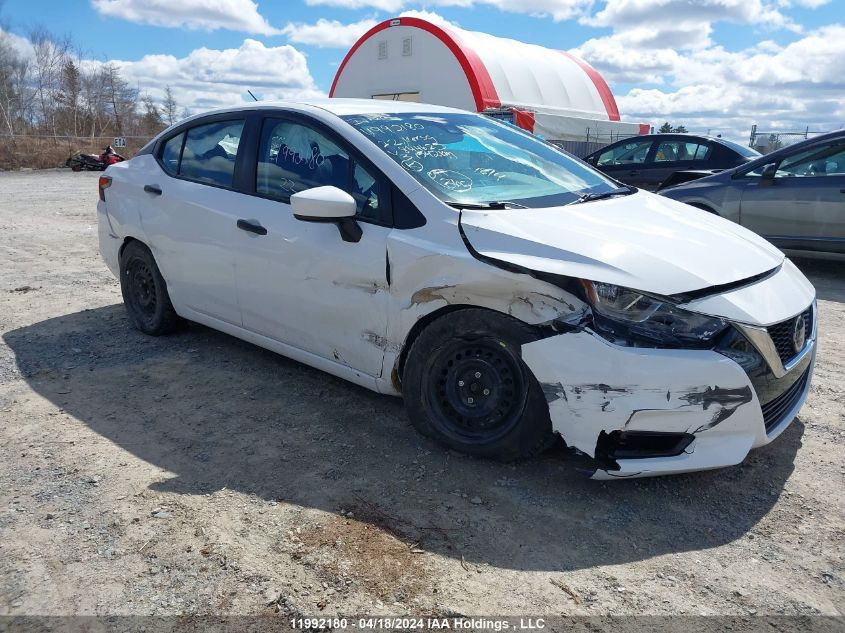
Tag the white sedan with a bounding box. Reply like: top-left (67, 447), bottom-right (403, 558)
top-left (97, 99), bottom-right (816, 478)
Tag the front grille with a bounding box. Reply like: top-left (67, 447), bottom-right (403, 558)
top-left (761, 367), bottom-right (811, 432)
top-left (767, 307), bottom-right (813, 365)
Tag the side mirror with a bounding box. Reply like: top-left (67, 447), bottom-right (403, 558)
top-left (291, 186), bottom-right (361, 243)
top-left (760, 163), bottom-right (778, 185)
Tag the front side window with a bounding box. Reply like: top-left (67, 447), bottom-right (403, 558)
top-left (343, 112), bottom-right (619, 207)
top-left (179, 120), bottom-right (244, 188)
top-left (654, 141), bottom-right (711, 163)
top-left (776, 142), bottom-right (845, 177)
top-left (595, 139), bottom-right (653, 167)
top-left (256, 118), bottom-right (384, 220)
top-left (745, 141), bottom-right (845, 178)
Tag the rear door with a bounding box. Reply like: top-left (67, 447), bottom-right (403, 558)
top-left (140, 116), bottom-right (248, 325)
top-left (647, 138), bottom-right (713, 190)
top-left (232, 112), bottom-right (393, 377)
top-left (738, 138), bottom-right (845, 254)
top-left (590, 138), bottom-right (655, 188)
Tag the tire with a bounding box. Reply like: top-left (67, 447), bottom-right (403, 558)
top-left (402, 308), bottom-right (554, 461)
top-left (119, 241), bottom-right (180, 335)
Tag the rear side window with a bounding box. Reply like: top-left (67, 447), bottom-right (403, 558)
top-left (160, 133), bottom-right (184, 175)
top-left (179, 120), bottom-right (245, 188)
top-left (654, 141), bottom-right (711, 163)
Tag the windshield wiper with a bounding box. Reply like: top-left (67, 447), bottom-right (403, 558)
top-left (569, 186), bottom-right (637, 205)
top-left (446, 200), bottom-right (527, 210)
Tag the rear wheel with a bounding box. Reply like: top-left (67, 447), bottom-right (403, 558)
top-left (119, 241), bottom-right (180, 335)
top-left (402, 309), bottom-right (553, 461)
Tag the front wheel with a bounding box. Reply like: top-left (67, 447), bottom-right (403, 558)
top-left (402, 309), bottom-right (553, 461)
top-left (119, 241), bottom-right (180, 335)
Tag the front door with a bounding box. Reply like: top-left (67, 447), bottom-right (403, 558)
top-left (739, 139), bottom-right (845, 254)
top-left (233, 115), bottom-right (392, 377)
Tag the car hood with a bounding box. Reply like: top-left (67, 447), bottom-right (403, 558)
top-left (459, 191), bottom-right (784, 296)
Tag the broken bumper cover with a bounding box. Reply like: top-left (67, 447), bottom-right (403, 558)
top-left (522, 327), bottom-right (815, 479)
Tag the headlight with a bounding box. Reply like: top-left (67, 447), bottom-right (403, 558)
top-left (581, 280), bottom-right (727, 347)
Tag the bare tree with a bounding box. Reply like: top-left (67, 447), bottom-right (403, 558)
top-left (0, 29), bottom-right (23, 136)
top-left (140, 93), bottom-right (164, 136)
top-left (101, 63), bottom-right (137, 137)
top-left (162, 85), bottom-right (177, 127)
top-left (56, 58), bottom-right (81, 136)
top-left (29, 27), bottom-right (72, 140)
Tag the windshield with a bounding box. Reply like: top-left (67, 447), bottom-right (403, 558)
top-left (341, 112), bottom-right (619, 208)
top-left (718, 139), bottom-right (761, 159)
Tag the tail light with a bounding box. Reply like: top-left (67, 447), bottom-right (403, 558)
top-left (98, 175), bottom-right (112, 202)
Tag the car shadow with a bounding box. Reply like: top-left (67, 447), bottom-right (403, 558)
top-left (3, 305), bottom-right (803, 572)
top-left (791, 257), bottom-right (845, 303)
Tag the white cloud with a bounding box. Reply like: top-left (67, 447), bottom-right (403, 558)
top-left (0, 27), bottom-right (34, 58)
top-left (398, 9), bottom-right (458, 27)
top-left (281, 18), bottom-right (378, 48)
top-left (304, 0), bottom-right (592, 22)
top-left (585, 0), bottom-right (800, 32)
top-left (105, 39), bottom-right (323, 111)
top-left (91, 0), bottom-right (282, 35)
top-left (581, 23), bottom-right (845, 138)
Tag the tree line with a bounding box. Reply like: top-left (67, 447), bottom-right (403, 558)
top-left (0, 25), bottom-right (180, 145)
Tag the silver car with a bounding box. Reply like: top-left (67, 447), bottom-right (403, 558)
top-left (660, 130), bottom-right (845, 260)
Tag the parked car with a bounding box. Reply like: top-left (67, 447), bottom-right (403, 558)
top-left (660, 130), bottom-right (845, 259)
top-left (97, 99), bottom-right (816, 479)
top-left (583, 134), bottom-right (760, 191)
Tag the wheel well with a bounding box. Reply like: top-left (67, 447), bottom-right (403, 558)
top-left (119, 236), bottom-right (141, 260)
top-left (394, 304), bottom-right (553, 388)
top-left (688, 202), bottom-right (718, 215)
top-left (395, 304), bottom-right (472, 386)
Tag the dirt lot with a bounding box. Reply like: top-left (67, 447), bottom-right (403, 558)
top-left (0, 170), bottom-right (843, 620)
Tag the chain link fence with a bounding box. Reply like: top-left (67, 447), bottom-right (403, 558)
top-left (748, 125), bottom-right (841, 154)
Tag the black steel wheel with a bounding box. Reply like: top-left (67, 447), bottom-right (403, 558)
top-left (403, 308), bottom-right (554, 461)
top-left (427, 340), bottom-right (528, 445)
top-left (119, 241), bottom-right (180, 335)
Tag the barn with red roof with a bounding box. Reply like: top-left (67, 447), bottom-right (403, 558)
top-left (330, 17), bottom-right (648, 147)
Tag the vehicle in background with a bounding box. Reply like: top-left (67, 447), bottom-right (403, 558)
top-left (97, 99), bottom-right (816, 479)
top-left (583, 134), bottom-right (760, 191)
top-left (660, 130), bottom-right (845, 260)
top-left (67, 146), bottom-right (125, 171)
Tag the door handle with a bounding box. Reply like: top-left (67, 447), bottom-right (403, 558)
top-left (144, 184), bottom-right (162, 195)
top-left (629, 170), bottom-right (639, 176)
top-left (237, 219), bottom-right (267, 236)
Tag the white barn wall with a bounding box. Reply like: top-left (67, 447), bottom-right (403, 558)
top-left (331, 26), bottom-right (477, 112)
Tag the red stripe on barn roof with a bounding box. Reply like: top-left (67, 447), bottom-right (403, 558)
top-left (330, 17), bottom-right (501, 112)
top-left (559, 51), bottom-right (621, 121)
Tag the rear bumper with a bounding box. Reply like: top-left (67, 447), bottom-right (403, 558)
top-left (522, 325), bottom-right (815, 479)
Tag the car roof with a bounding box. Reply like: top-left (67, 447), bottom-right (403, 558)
top-left (181, 98), bottom-right (469, 120)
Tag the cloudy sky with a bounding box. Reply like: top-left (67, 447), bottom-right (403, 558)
top-left (1, 0), bottom-right (843, 140)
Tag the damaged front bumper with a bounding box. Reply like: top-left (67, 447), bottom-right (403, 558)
top-left (522, 314), bottom-right (816, 479)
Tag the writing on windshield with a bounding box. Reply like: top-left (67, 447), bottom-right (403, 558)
top-left (342, 113), bottom-right (617, 208)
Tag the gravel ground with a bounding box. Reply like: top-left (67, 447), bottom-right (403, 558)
top-left (0, 170), bottom-right (843, 619)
